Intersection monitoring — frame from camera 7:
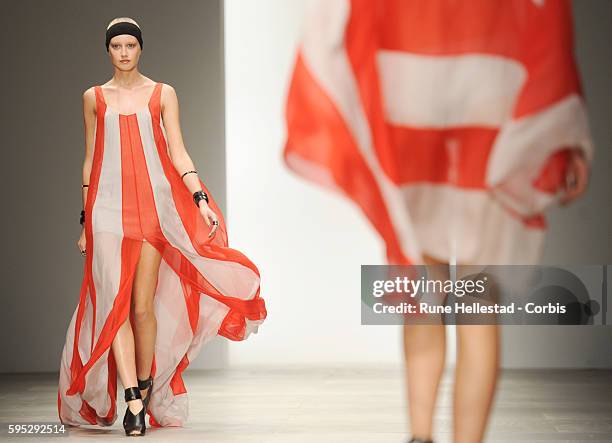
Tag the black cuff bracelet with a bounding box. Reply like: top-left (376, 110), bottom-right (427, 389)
top-left (193, 190), bottom-right (209, 207)
top-left (80, 209), bottom-right (85, 226)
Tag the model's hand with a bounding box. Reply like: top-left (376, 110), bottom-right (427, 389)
top-left (559, 147), bottom-right (590, 206)
top-left (77, 228), bottom-right (87, 257)
top-left (198, 202), bottom-right (219, 238)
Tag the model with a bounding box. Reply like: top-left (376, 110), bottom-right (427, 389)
top-left (282, 1), bottom-right (593, 442)
top-left (57, 17), bottom-right (267, 436)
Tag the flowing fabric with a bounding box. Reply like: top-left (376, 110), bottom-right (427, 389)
top-left (283, 0), bottom-right (594, 265)
top-left (58, 82), bottom-right (267, 427)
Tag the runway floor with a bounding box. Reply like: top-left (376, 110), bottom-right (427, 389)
top-left (0, 366), bottom-right (611, 442)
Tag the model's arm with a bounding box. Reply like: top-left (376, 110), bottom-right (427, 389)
top-left (76, 87), bottom-right (96, 254)
top-left (82, 87), bottom-right (96, 209)
top-left (160, 84), bottom-right (204, 195)
top-left (161, 84), bottom-right (218, 236)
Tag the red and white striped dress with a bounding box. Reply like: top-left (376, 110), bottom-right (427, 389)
top-left (283, 0), bottom-right (594, 265)
top-left (58, 82), bottom-right (267, 428)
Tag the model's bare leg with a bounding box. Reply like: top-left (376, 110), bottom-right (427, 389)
top-left (111, 293), bottom-right (142, 413)
top-left (403, 253), bottom-right (448, 441)
top-left (111, 240), bottom-right (161, 413)
top-left (131, 239), bottom-right (162, 400)
top-left (452, 265), bottom-right (501, 443)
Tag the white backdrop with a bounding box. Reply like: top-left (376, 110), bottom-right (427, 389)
top-left (223, 0), bottom-right (449, 367)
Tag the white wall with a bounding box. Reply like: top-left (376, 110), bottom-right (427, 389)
top-left (223, 0), bottom-right (432, 367)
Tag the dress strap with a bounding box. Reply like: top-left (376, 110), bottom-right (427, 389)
top-left (152, 82), bottom-right (163, 103)
top-left (93, 85), bottom-right (102, 102)
top-left (93, 85), bottom-right (106, 115)
top-left (149, 82), bottom-right (164, 119)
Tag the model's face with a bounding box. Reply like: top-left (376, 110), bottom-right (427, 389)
top-left (108, 35), bottom-right (141, 71)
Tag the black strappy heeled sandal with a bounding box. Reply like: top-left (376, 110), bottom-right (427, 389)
top-left (123, 386), bottom-right (146, 436)
top-left (137, 375), bottom-right (153, 411)
top-left (407, 438), bottom-right (434, 443)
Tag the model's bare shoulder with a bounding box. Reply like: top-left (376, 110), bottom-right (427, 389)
top-left (160, 83), bottom-right (177, 99)
top-left (160, 83), bottom-right (179, 113)
top-left (82, 86), bottom-right (97, 114)
top-left (159, 81), bottom-right (174, 91)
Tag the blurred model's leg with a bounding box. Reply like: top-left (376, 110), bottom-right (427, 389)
top-left (403, 253), bottom-right (448, 441)
top-left (131, 239), bottom-right (162, 401)
top-left (453, 295), bottom-right (500, 443)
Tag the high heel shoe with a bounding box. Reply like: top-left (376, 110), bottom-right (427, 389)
top-left (407, 438), bottom-right (433, 443)
top-left (137, 375), bottom-right (153, 411)
top-left (123, 387), bottom-right (146, 436)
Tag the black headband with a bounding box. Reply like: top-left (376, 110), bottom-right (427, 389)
top-left (105, 22), bottom-right (143, 51)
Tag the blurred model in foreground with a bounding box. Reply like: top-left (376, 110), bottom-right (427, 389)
top-left (283, 0), bottom-right (592, 441)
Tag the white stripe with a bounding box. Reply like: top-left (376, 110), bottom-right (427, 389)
top-left (486, 94), bottom-right (594, 215)
top-left (58, 305), bottom-right (83, 424)
top-left (402, 183), bottom-right (545, 265)
top-left (91, 113), bottom-right (124, 340)
top-left (301, 0), bottom-right (422, 263)
top-left (86, 112), bottom-right (124, 417)
top-left (377, 50), bottom-right (526, 127)
top-left (92, 113), bottom-right (124, 237)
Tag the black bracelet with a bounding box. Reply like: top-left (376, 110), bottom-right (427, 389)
top-left (80, 209), bottom-right (85, 226)
top-left (82, 184), bottom-right (89, 188)
top-left (181, 170), bottom-right (197, 180)
top-left (193, 190), bottom-right (209, 207)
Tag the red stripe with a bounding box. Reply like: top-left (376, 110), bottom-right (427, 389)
top-left (511, 0), bottom-right (581, 118)
top-left (120, 115), bottom-right (144, 240)
top-left (283, 51), bottom-right (410, 264)
top-left (181, 277), bottom-right (200, 334)
top-left (532, 147), bottom-right (571, 194)
top-left (346, 1), bottom-right (415, 263)
top-left (385, 125), bottom-right (496, 188)
top-left (219, 309), bottom-right (246, 341)
top-left (103, 350), bottom-right (117, 423)
top-left (378, 0), bottom-right (527, 58)
top-left (170, 354), bottom-right (190, 395)
top-left (57, 389), bottom-right (62, 423)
